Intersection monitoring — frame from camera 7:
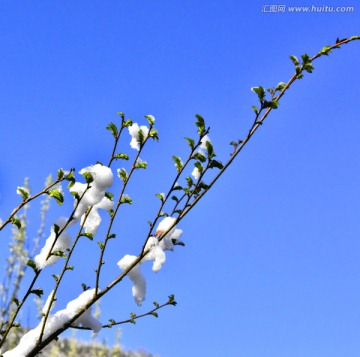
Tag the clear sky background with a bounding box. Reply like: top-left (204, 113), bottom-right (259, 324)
top-left (0, 1), bottom-right (360, 356)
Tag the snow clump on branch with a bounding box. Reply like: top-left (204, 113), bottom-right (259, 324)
top-left (191, 135), bottom-right (212, 180)
top-left (3, 289), bottom-right (101, 356)
top-left (34, 217), bottom-right (73, 270)
top-left (117, 217), bottom-right (182, 306)
top-left (199, 134), bottom-right (211, 152)
top-left (128, 123), bottom-right (149, 150)
top-left (71, 164), bottom-right (114, 234)
top-left (191, 167), bottom-right (201, 180)
top-left (35, 164), bottom-right (114, 270)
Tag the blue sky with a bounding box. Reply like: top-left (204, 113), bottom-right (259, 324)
top-left (0, 1), bottom-right (360, 356)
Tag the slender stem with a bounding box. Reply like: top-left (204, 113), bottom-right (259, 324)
top-left (37, 212), bottom-right (91, 345)
top-left (140, 129), bottom-right (209, 255)
top-left (95, 125), bottom-right (154, 293)
top-left (0, 175), bottom-right (69, 232)
top-left (44, 183), bottom-right (91, 262)
top-left (70, 297), bottom-right (175, 329)
top-left (0, 271), bottom-right (40, 348)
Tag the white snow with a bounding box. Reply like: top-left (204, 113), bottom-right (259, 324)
top-left (128, 123), bottom-right (149, 150)
top-left (34, 224), bottom-right (72, 270)
top-left (191, 166), bottom-right (201, 180)
top-left (118, 255), bottom-right (146, 306)
top-left (117, 217), bottom-right (183, 305)
top-left (3, 289), bottom-right (101, 356)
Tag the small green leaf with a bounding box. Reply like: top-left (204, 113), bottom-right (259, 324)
top-left (138, 128), bottom-right (145, 144)
top-left (30, 288), bottom-right (44, 298)
top-left (17, 187), bottom-right (30, 201)
top-left (106, 122), bottom-right (119, 138)
top-left (171, 195), bottom-right (179, 202)
top-left (194, 161), bottom-right (203, 174)
top-left (195, 114), bottom-right (206, 135)
top-left (320, 45), bottom-right (332, 56)
top-left (105, 192), bottom-right (114, 201)
top-left (53, 224), bottom-right (60, 236)
top-left (135, 160), bottom-right (147, 169)
top-left (108, 233), bottom-right (116, 239)
top-left (11, 217), bottom-right (21, 229)
top-left (12, 322), bottom-right (21, 328)
top-left (129, 312), bottom-right (137, 324)
top-left (172, 184), bottom-right (183, 191)
top-left (155, 193), bottom-right (165, 201)
top-left (153, 301), bottom-right (159, 308)
top-left (12, 298), bottom-right (20, 307)
top-left (205, 140), bottom-right (215, 159)
top-left (144, 115), bottom-right (155, 125)
top-left (49, 189), bottom-right (64, 205)
top-left (52, 274), bottom-right (59, 282)
top-left (149, 129), bottom-right (159, 141)
top-left (57, 169), bottom-right (64, 180)
top-left (97, 241), bottom-right (104, 250)
top-left (172, 156), bottom-right (183, 172)
top-left (251, 106), bottom-right (259, 115)
top-left (197, 181), bottom-right (209, 191)
top-left (118, 168), bottom-right (128, 181)
top-left (350, 35), bottom-right (360, 41)
top-left (186, 176), bottom-right (194, 188)
top-left (66, 265), bottom-right (74, 270)
top-left (80, 232), bottom-right (94, 240)
top-left (109, 319), bottom-right (116, 325)
top-left (275, 82), bottom-right (286, 91)
top-left (117, 112), bottom-right (125, 120)
top-left (81, 172), bottom-right (94, 184)
top-left (27, 259), bottom-right (38, 273)
top-left (121, 194), bottom-right (132, 204)
top-left (289, 55), bottom-right (300, 65)
top-left (209, 160), bottom-right (224, 169)
top-left (113, 153), bottom-right (129, 160)
top-left (303, 63), bottom-right (314, 73)
top-left (192, 152), bottom-right (206, 162)
top-left (70, 191), bottom-right (80, 200)
top-left (65, 171), bottom-right (76, 188)
top-left (263, 100), bottom-right (279, 109)
top-left (150, 311), bottom-right (158, 318)
top-left (301, 53), bottom-right (311, 64)
top-left (51, 250), bottom-right (66, 258)
top-left (230, 139), bottom-right (242, 151)
top-left (251, 86), bottom-right (266, 101)
top-left (185, 137), bottom-right (195, 149)
top-left (123, 119), bottom-right (133, 127)
top-left (81, 283), bottom-right (90, 291)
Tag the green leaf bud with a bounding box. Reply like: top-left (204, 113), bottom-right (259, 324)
top-left (48, 189), bottom-right (64, 205)
top-left (106, 122), bottom-right (119, 139)
top-left (251, 86), bottom-right (266, 101)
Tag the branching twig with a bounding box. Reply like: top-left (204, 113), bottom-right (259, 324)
top-left (3, 35), bottom-right (359, 356)
top-left (70, 295), bottom-right (177, 330)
